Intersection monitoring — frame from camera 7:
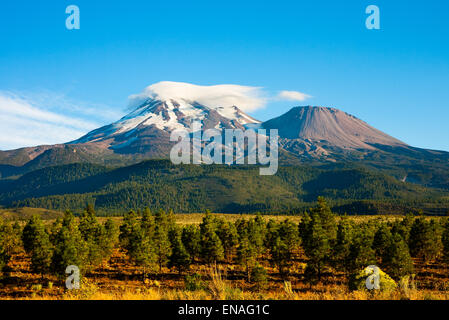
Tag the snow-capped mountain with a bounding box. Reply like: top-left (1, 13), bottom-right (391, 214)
top-left (74, 98), bottom-right (260, 142)
top-left (2, 82), bottom-right (449, 178)
top-left (69, 96), bottom-right (261, 156)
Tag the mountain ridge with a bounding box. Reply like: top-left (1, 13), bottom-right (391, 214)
top-left (1, 102), bottom-right (449, 189)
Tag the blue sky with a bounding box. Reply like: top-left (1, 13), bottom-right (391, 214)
top-left (0, 0), bottom-right (448, 151)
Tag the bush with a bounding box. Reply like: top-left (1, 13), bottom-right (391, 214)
top-left (184, 273), bottom-right (205, 291)
top-left (349, 266), bottom-right (396, 291)
top-left (250, 265), bottom-right (268, 289)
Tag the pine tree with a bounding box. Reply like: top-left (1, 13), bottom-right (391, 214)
top-left (409, 218), bottom-right (442, 261)
top-left (301, 212), bottom-right (330, 281)
top-left (346, 225), bottom-right (377, 275)
top-left (382, 234), bottom-right (414, 280)
top-left (79, 205), bottom-right (109, 270)
top-left (103, 218), bottom-right (119, 258)
top-left (373, 223), bottom-right (393, 262)
top-left (51, 211), bottom-right (88, 277)
top-left (22, 216), bottom-right (53, 276)
top-left (0, 218), bottom-right (21, 258)
top-left (441, 219), bottom-right (449, 262)
top-left (168, 228), bottom-right (190, 273)
top-left (300, 199), bottom-right (336, 283)
top-left (391, 214), bottom-right (414, 243)
top-left (0, 219), bottom-right (19, 274)
top-left (248, 214), bottom-right (267, 256)
top-left (119, 210), bottom-right (155, 276)
top-left (0, 243), bottom-right (8, 274)
top-left (153, 209), bottom-right (172, 272)
top-left (199, 213), bottom-right (221, 263)
top-left (264, 219), bottom-right (279, 252)
top-left (270, 236), bottom-right (291, 275)
top-left (141, 207), bottom-right (154, 237)
top-left (237, 234), bottom-right (257, 281)
top-left (332, 218), bottom-right (353, 272)
top-left (182, 224), bottom-right (201, 263)
top-left (199, 211), bottom-right (224, 263)
top-left (216, 220), bottom-right (238, 262)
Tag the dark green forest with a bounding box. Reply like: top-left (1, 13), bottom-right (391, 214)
top-left (0, 160), bottom-right (448, 215)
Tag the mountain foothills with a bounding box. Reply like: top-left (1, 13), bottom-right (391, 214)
top-left (0, 160), bottom-right (448, 215)
top-left (1, 91), bottom-right (449, 215)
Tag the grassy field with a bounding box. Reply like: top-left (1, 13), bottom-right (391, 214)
top-left (3, 246), bottom-right (449, 300)
top-left (1, 207), bottom-right (449, 300)
top-left (1, 206), bottom-right (403, 225)
top-left (0, 207), bottom-right (63, 221)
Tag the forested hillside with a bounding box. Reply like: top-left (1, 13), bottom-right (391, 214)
top-left (1, 160), bottom-right (447, 215)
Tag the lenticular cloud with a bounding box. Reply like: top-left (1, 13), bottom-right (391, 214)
top-left (128, 81), bottom-right (268, 112)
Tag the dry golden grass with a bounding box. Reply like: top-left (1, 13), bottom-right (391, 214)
top-left (3, 248), bottom-right (449, 301)
top-left (2, 209), bottom-right (449, 300)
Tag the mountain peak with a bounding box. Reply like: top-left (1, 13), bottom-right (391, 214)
top-left (263, 105), bottom-right (406, 150)
top-left (70, 96), bottom-right (260, 154)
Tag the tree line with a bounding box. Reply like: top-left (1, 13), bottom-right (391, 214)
top-left (1, 198), bottom-right (449, 288)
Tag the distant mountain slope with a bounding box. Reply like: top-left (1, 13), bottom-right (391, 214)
top-left (1, 160), bottom-right (447, 215)
top-left (263, 106), bottom-right (405, 148)
top-left (69, 97), bottom-right (260, 156)
top-left (1, 98), bottom-right (449, 194)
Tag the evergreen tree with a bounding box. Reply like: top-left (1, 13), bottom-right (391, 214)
top-left (216, 220), bottom-right (238, 261)
top-left (301, 212), bottom-right (330, 281)
top-left (409, 218), bottom-right (442, 261)
top-left (373, 223), bottom-right (393, 262)
top-left (51, 211), bottom-right (88, 277)
top-left (0, 243), bottom-right (8, 274)
top-left (103, 218), bottom-right (119, 258)
top-left (270, 236), bottom-right (291, 275)
top-left (382, 234), bottom-right (414, 280)
top-left (248, 214), bottom-right (267, 256)
top-left (346, 225), bottom-right (376, 275)
top-left (182, 224), bottom-right (201, 263)
top-left (168, 228), bottom-right (190, 273)
top-left (199, 212), bottom-right (224, 263)
top-left (153, 209), bottom-right (172, 272)
top-left (441, 219), bottom-right (449, 263)
top-left (79, 204), bottom-right (110, 270)
top-left (300, 199), bottom-right (336, 282)
top-left (0, 219), bottom-right (20, 274)
top-left (141, 207), bottom-right (154, 237)
top-left (391, 214), bottom-right (414, 243)
top-left (119, 210), bottom-right (155, 276)
top-left (0, 219), bottom-right (21, 257)
top-left (264, 219), bottom-right (279, 252)
top-left (22, 216), bottom-right (53, 275)
top-left (237, 234), bottom-right (257, 281)
top-left (332, 217), bottom-right (353, 272)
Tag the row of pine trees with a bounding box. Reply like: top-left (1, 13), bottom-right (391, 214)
top-left (1, 198), bottom-right (449, 286)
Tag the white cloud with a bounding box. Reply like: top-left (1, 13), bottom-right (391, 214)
top-left (129, 81), bottom-right (268, 112)
top-left (129, 81), bottom-right (311, 112)
top-left (0, 92), bottom-right (118, 150)
top-left (0, 83), bottom-right (312, 150)
top-left (278, 90), bottom-right (312, 102)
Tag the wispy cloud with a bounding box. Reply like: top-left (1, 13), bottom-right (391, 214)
top-left (0, 83), bottom-right (311, 150)
top-left (0, 91), bottom-right (121, 150)
top-left (129, 81), bottom-right (311, 112)
top-left (129, 81), bottom-right (268, 112)
top-left (277, 90), bottom-right (312, 102)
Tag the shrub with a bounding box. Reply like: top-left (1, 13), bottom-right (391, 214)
top-left (184, 273), bottom-right (205, 291)
top-left (349, 266), bottom-right (396, 292)
top-left (250, 265), bottom-right (268, 289)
